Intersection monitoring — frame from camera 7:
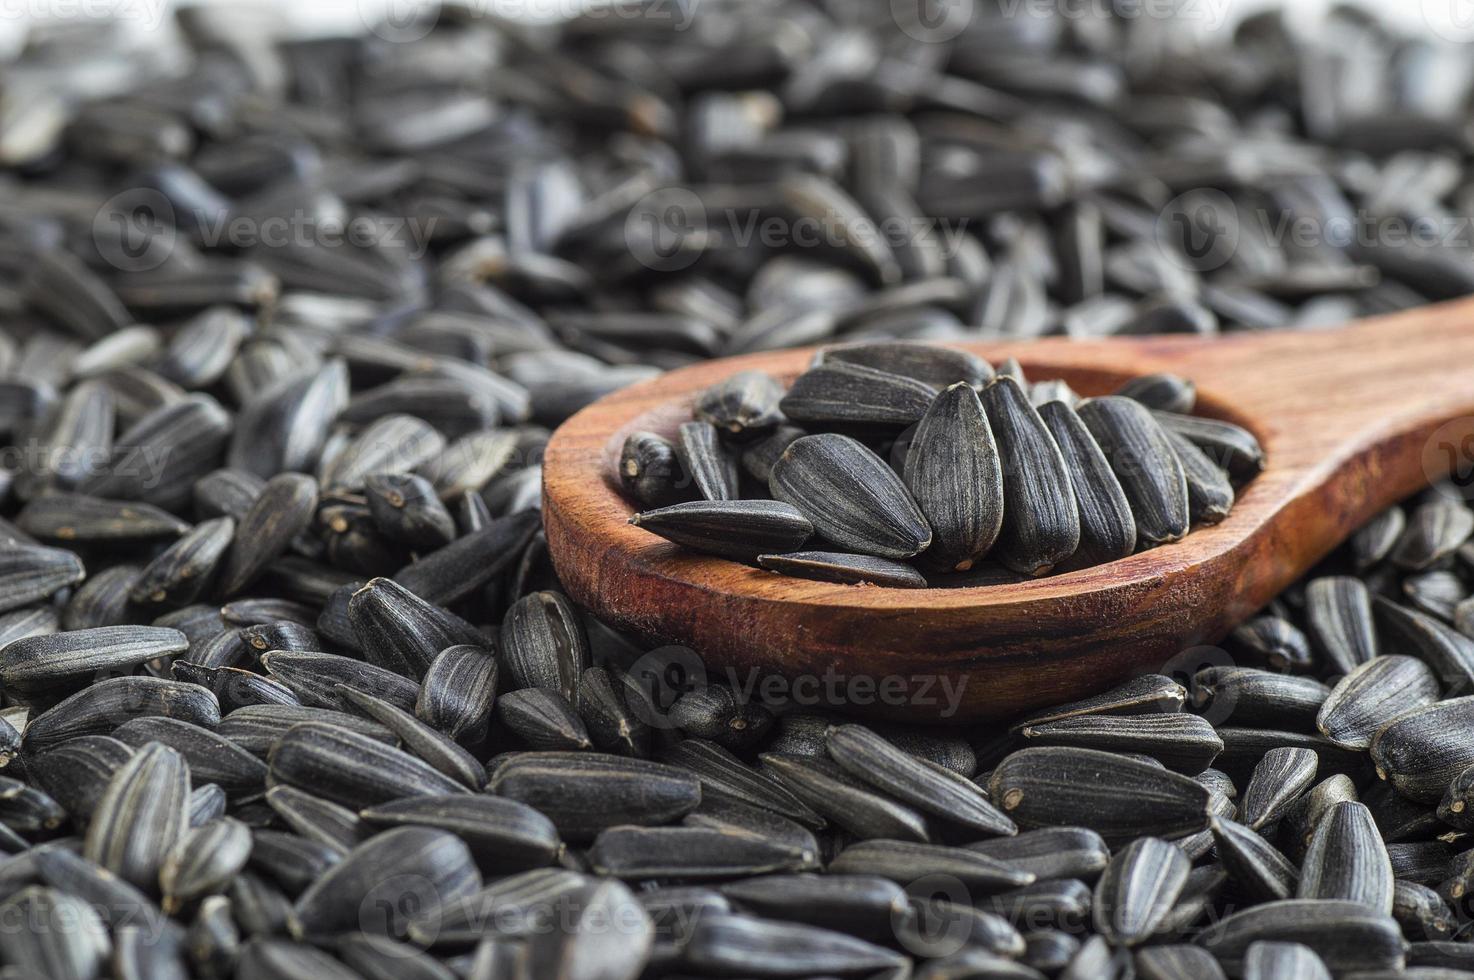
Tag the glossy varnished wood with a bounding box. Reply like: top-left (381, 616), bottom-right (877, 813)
top-left (542, 299), bottom-right (1474, 723)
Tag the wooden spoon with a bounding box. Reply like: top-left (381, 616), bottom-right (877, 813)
top-left (542, 301), bottom-right (1474, 723)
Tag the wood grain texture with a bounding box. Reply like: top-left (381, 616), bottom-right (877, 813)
top-left (542, 299), bottom-right (1474, 723)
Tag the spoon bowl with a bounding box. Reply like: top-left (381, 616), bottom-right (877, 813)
top-left (542, 299), bottom-right (1474, 722)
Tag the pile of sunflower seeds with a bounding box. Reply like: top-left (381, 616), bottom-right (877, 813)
top-left (622, 356), bottom-right (1258, 583)
top-left (1, 0), bottom-right (1474, 977)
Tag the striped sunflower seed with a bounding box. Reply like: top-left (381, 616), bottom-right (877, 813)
top-left (416, 645), bottom-right (498, 747)
top-left (1316, 655), bottom-right (1440, 749)
top-left (363, 473), bottom-right (456, 551)
top-left (1210, 818), bottom-right (1299, 902)
top-left (489, 752), bottom-right (701, 840)
top-left (1092, 836), bottom-right (1189, 946)
top-left (676, 420), bottom-right (740, 502)
top-left (1038, 399), bottom-right (1137, 569)
top-left (825, 724), bottom-right (1015, 835)
top-left (1017, 714), bottom-right (1222, 775)
top-left (360, 795), bottom-right (561, 870)
top-left (756, 550), bottom-right (928, 587)
top-left (1078, 396), bottom-right (1190, 547)
top-left (1297, 800), bottom-right (1394, 912)
top-left (1370, 696), bottom-right (1474, 802)
top-left (267, 721), bottom-right (469, 810)
top-left (769, 433), bottom-right (930, 560)
top-left (1197, 899), bottom-right (1404, 974)
top-left (1241, 941), bottom-right (1331, 980)
top-left (294, 827), bottom-right (480, 940)
top-left (631, 499), bottom-right (814, 562)
top-left (828, 840), bottom-right (1033, 893)
top-left (619, 431), bottom-right (690, 510)
top-left (1239, 747), bottom-right (1319, 830)
top-left (779, 361), bottom-right (937, 427)
top-left (988, 747), bottom-right (1212, 845)
top-left (0, 625), bottom-right (188, 700)
top-left (903, 382), bottom-right (1003, 571)
top-left (589, 825), bottom-right (812, 880)
top-left (217, 474), bottom-right (318, 597)
top-left (981, 376), bottom-right (1080, 575)
top-left (84, 741), bottom-right (192, 894)
top-left (761, 753), bottom-right (930, 842)
top-left (160, 817), bottom-right (253, 914)
top-left (347, 576), bottom-right (484, 681)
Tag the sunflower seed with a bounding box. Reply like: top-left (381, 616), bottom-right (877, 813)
top-left (263, 786), bottom-right (367, 856)
top-left (1117, 374), bottom-right (1196, 414)
top-left (1393, 499), bottom-right (1474, 570)
top-left (295, 827), bottom-right (479, 940)
top-left (361, 795), bottom-right (561, 871)
top-left (0, 625), bottom-right (188, 700)
top-left (1317, 655), bottom-right (1440, 749)
top-left (160, 817), bottom-right (252, 914)
top-left (416, 645), bottom-right (498, 747)
top-left (675, 420), bottom-right (740, 502)
top-left (761, 753), bottom-right (930, 842)
top-left (260, 651), bottom-right (420, 714)
top-left (829, 839), bottom-right (1032, 893)
top-left (23, 677), bottom-right (220, 752)
top-left (578, 665), bottom-right (650, 757)
top-left (1297, 800), bottom-right (1394, 912)
top-left (18, 493), bottom-right (190, 544)
top-left (362, 473), bottom-right (456, 551)
top-left (695, 371), bottom-right (785, 439)
top-left (1078, 396), bottom-right (1190, 547)
top-left (631, 499), bottom-right (813, 562)
top-left (619, 432), bottom-right (690, 509)
top-left (780, 361), bottom-right (936, 428)
top-left (496, 689), bottom-right (592, 751)
top-left (1163, 428), bottom-right (1234, 525)
top-left (684, 912), bottom-right (906, 978)
top-left (1151, 411), bottom-right (1265, 482)
top-left (267, 722), bottom-right (469, 810)
top-left (1092, 837), bottom-right (1188, 946)
top-left (663, 739), bottom-right (823, 829)
top-left (348, 576), bottom-right (484, 681)
top-left (30, 735), bottom-right (135, 821)
top-left (590, 825), bottom-right (812, 880)
top-left (84, 742), bottom-right (191, 893)
top-left (218, 475), bottom-right (318, 597)
top-left (966, 827), bottom-right (1111, 883)
top-left (0, 885), bottom-right (111, 980)
top-left (1394, 880), bottom-right (1458, 942)
top-left (1198, 900), bottom-right (1404, 974)
top-left (113, 716), bottom-right (268, 803)
top-left (826, 724), bottom-right (1015, 835)
top-left (1241, 942), bottom-right (1331, 980)
top-left (718, 874), bottom-right (906, 943)
top-left (392, 511), bottom-right (541, 606)
top-left (490, 752), bottom-right (700, 840)
top-left (1210, 818), bottom-right (1299, 902)
top-left (1374, 599), bottom-right (1474, 694)
top-left (1353, 507), bottom-right (1406, 570)
top-left (1371, 696), bottom-right (1474, 802)
top-left (1019, 714), bottom-right (1222, 775)
top-left (335, 686), bottom-right (485, 790)
top-left (1036, 399), bottom-right (1137, 569)
top-left (1231, 615), bottom-right (1313, 671)
top-left (1240, 747), bottom-right (1319, 830)
top-left (989, 747), bottom-right (1212, 845)
top-left (1016, 673), bottom-right (1187, 730)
